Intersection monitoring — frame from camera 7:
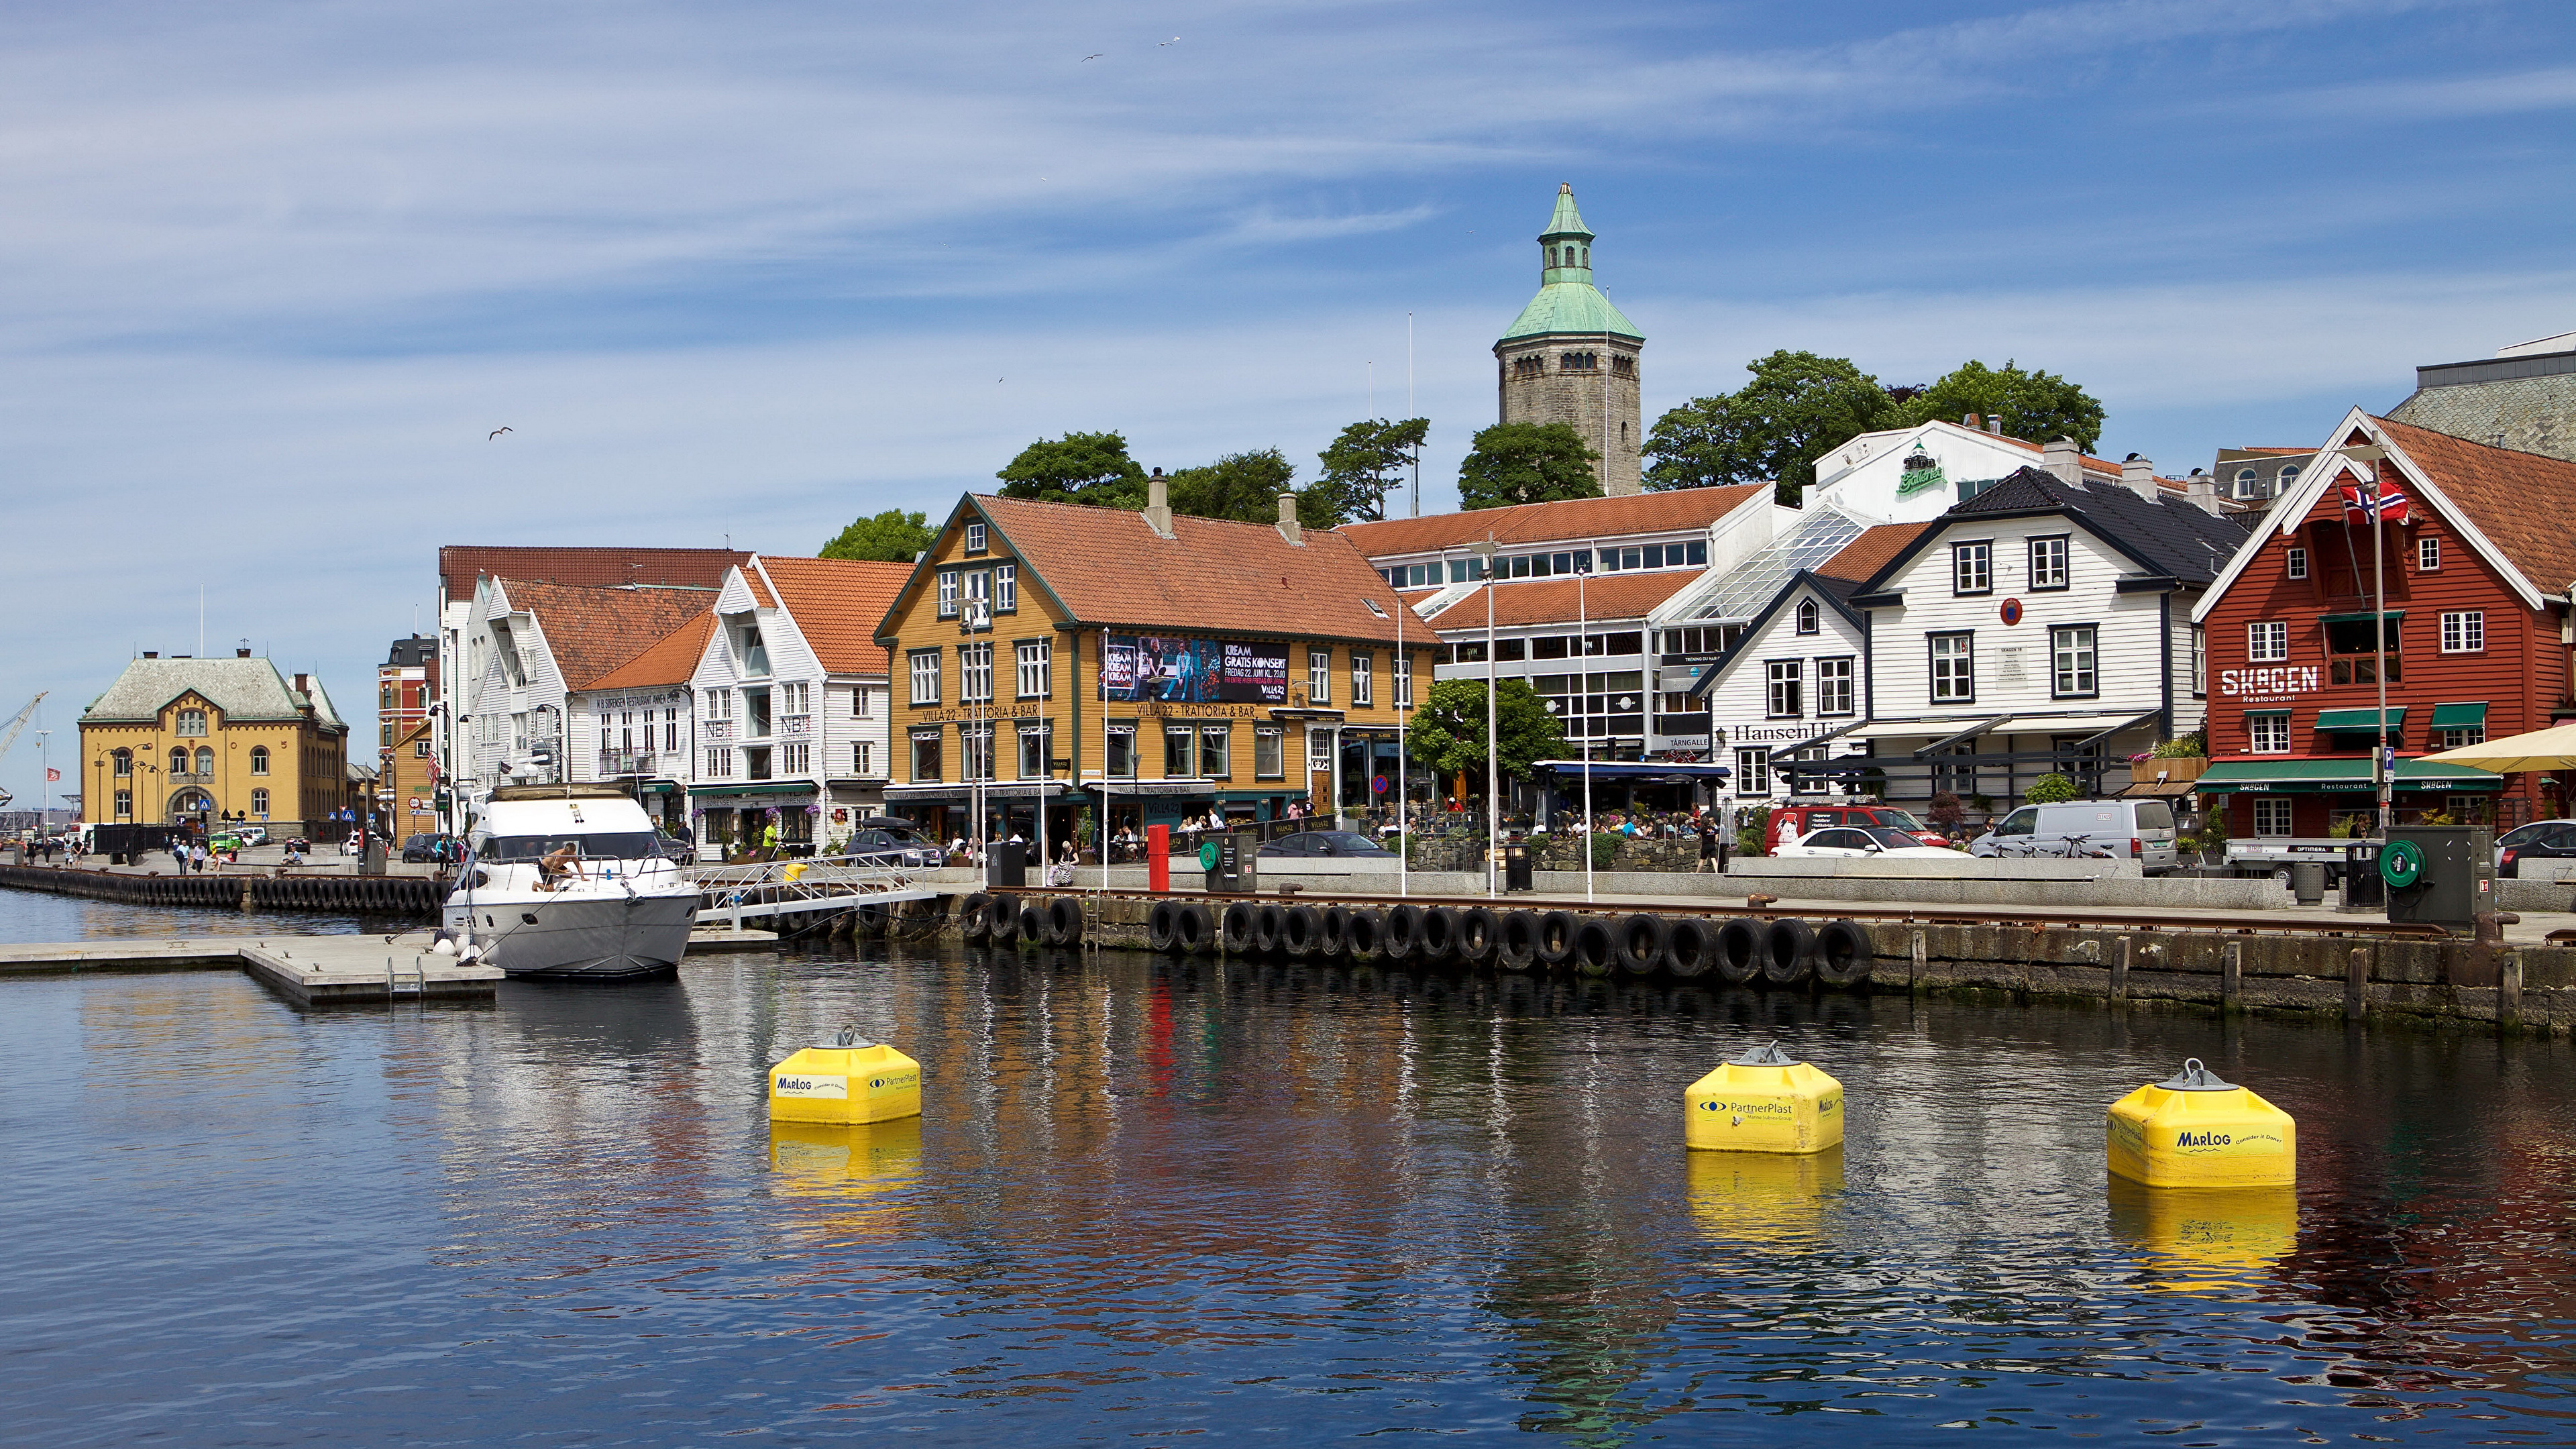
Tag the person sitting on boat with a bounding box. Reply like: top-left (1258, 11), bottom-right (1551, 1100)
top-left (537, 841), bottom-right (587, 892)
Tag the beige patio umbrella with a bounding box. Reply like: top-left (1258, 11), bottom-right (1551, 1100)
top-left (2418, 721), bottom-right (2576, 773)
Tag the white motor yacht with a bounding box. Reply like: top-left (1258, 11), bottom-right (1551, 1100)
top-left (443, 785), bottom-right (698, 980)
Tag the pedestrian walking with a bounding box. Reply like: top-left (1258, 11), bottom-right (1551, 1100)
top-left (1697, 816), bottom-right (1721, 873)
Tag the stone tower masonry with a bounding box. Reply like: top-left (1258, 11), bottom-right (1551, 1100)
top-left (1493, 184), bottom-right (1646, 496)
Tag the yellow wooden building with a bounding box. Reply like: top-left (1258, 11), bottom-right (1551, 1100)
top-left (78, 650), bottom-right (352, 835)
top-left (872, 481), bottom-right (1426, 843)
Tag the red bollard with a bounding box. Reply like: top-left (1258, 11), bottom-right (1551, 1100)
top-left (1146, 823), bottom-right (1170, 894)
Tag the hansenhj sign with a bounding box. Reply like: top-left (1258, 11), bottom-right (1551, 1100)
top-left (1102, 635), bottom-right (1290, 704)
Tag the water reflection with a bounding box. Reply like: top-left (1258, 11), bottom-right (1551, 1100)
top-left (6, 936), bottom-right (2576, 1444)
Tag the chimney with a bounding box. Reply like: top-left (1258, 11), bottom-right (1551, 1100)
top-left (1142, 467), bottom-right (1173, 539)
top-left (2184, 473), bottom-right (2222, 515)
top-left (2042, 437), bottom-right (2085, 485)
top-left (1276, 492), bottom-right (1303, 547)
top-left (2119, 453), bottom-right (2161, 500)
top-left (142, 651), bottom-right (158, 659)
top-left (235, 647), bottom-right (252, 658)
top-left (294, 673), bottom-right (310, 694)
top-left (1987, 415), bottom-right (2004, 436)
top-left (1962, 413), bottom-right (1979, 429)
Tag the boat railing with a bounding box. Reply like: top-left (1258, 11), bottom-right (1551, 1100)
top-left (686, 853), bottom-right (923, 913)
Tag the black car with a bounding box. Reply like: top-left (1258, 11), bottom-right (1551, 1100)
top-left (1257, 830), bottom-right (1397, 859)
top-left (2497, 819), bottom-right (2576, 878)
top-left (845, 825), bottom-right (942, 868)
top-left (400, 833), bottom-right (459, 863)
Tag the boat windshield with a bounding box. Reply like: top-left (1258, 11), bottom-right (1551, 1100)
top-left (474, 833), bottom-right (669, 863)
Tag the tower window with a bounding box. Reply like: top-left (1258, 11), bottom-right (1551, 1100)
top-left (1548, 247), bottom-right (1559, 267)
top-left (1580, 246), bottom-right (1589, 265)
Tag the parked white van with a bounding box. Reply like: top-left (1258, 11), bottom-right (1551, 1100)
top-left (1968, 799), bottom-right (2181, 873)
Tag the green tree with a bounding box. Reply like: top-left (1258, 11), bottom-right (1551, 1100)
top-left (2023, 772), bottom-right (2080, 804)
top-left (1644, 350), bottom-right (1900, 506)
top-left (1314, 417), bottom-right (1430, 523)
top-left (1457, 422), bottom-right (1600, 510)
top-left (995, 430), bottom-right (1148, 508)
top-left (817, 507), bottom-right (933, 563)
top-left (1165, 448), bottom-right (1338, 529)
top-left (1407, 678), bottom-right (1569, 792)
top-left (1889, 360), bottom-right (2105, 453)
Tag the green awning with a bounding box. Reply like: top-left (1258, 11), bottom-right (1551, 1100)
top-left (2318, 609), bottom-right (2406, 625)
top-left (689, 782), bottom-right (822, 799)
top-left (2194, 759), bottom-right (2503, 794)
top-left (2316, 706), bottom-right (2406, 731)
top-left (2429, 702), bottom-right (2488, 729)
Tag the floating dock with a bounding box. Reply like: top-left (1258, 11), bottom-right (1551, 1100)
top-left (0, 926), bottom-right (779, 1004)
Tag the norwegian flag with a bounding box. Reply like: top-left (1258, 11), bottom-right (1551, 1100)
top-left (46, 768), bottom-right (60, 782)
top-left (2339, 476), bottom-right (2412, 525)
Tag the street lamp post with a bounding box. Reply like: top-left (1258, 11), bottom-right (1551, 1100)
top-left (2341, 442), bottom-right (2395, 837)
top-left (1470, 534), bottom-right (1501, 899)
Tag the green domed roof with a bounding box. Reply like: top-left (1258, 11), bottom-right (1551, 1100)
top-left (1497, 184), bottom-right (1643, 345)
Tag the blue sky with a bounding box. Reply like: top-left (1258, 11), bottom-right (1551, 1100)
top-left (5, 0), bottom-right (2573, 811)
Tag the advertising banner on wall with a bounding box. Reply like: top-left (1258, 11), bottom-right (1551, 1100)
top-left (1102, 635), bottom-right (1289, 704)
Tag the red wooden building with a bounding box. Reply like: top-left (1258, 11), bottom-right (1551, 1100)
top-left (2193, 411), bottom-right (2576, 836)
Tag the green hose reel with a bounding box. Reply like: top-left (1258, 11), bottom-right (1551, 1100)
top-left (1199, 841), bottom-right (1222, 871)
top-left (2379, 838), bottom-right (2426, 890)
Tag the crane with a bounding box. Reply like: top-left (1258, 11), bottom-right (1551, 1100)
top-left (0, 692), bottom-right (48, 808)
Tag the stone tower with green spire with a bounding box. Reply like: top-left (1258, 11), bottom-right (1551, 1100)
top-left (1494, 182), bottom-right (1646, 495)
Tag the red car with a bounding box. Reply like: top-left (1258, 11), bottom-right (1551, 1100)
top-left (1764, 804), bottom-right (1949, 854)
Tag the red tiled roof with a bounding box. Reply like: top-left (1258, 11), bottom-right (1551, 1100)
top-left (1330, 486), bottom-right (1766, 557)
top-left (1819, 522), bottom-right (1934, 583)
top-left (439, 545), bottom-right (748, 602)
top-left (494, 580), bottom-right (722, 690)
top-left (755, 556), bottom-right (911, 674)
top-left (969, 496), bottom-right (1409, 643)
top-left (2377, 415), bottom-right (2576, 594)
top-left (1420, 572), bottom-right (1695, 629)
top-left (582, 611), bottom-right (715, 692)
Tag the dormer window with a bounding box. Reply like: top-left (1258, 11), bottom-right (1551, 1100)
top-left (965, 522), bottom-right (987, 553)
top-left (739, 625), bottom-right (769, 678)
top-left (1796, 600), bottom-right (1820, 635)
top-left (175, 707), bottom-right (207, 737)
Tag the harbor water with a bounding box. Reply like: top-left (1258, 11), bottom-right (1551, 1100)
top-left (4, 900), bottom-right (2573, 1444)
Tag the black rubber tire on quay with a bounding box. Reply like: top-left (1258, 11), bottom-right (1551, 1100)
top-left (1814, 918), bottom-right (1874, 987)
top-left (959, 892), bottom-right (994, 945)
top-left (1381, 904), bottom-right (1422, 961)
top-left (1495, 910), bottom-right (1539, 971)
top-left (1222, 901), bottom-right (1259, 955)
top-left (1417, 907), bottom-right (1459, 965)
top-left (983, 895), bottom-right (1019, 946)
top-left (1019, 896), bottom-right (1047, 947)
top-left (1613, 913), bottom-right (1668, 976)
top-left (1146, 900), bottom-right (1182, 953)
top-left (1254, 902), bottom-right (1287, 956)
top-left (1344, 909), bottom-right (1385, 964)
top-left (1318, 906), bottom-right (1350, 959)
top-left (1715, 918), bottom-right (1764, 984)
top-left (1764, 917), bottom-right (1816, 985)
top-left (1535, 910), bottom-right (1578, 969)
top-left (1570, 916), bottom-right (1617, 977)
top-left (1043, 896), bottom-right (1081, 947)
top-left (1455, 907), bottom-right (1497, 968)
top-left (1664, 917), bottom-right (1713, 978)
top-left (1282, 904), bottom-right (1321, 959)
top-left (1177, 902), bottom-right (1216, 955)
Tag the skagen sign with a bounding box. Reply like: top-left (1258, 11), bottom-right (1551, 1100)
top-left (2218, 665), bottom-right (2320, 701)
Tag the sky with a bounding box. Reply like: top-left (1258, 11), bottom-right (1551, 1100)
top-left (5, 0), bottom-right (2573, 812)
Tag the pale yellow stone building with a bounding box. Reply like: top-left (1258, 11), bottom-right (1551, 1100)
top-left (78, 650), bottom-right (351, 835)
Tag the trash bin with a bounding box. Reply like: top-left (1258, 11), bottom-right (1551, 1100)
top-left (2290, 861), bottom-right (2326, 905)
top-left (988, 840), bottom-right (1028, 890)
top-left (1503, 839), bottom-right (1533, 892)
top-left (2341, 843), bottom-right (2383, 910)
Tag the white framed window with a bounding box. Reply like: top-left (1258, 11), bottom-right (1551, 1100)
top-left (1765, 659), bottom-right (1802, 718)
top-left (1394, 653), bottom-right (1413, 708)
top-left (1254, 726), bottom-right (1285, 779)
top-left (2028, 536), bottom-right (2070, 590)
top-left (849, 686), bottom-right (870, 719)
top-left (2418, 536), bottom-right (2441, 572)
top-left (663, 708), bottom-right (679, 751)
top-left (1951, 542), bottom-right (1992, 595)
top-left (908, 650), bottom-right (941, 706)
top-left (1106, 724), bottom-right (1136, 778)
top-left (960, 724), bottom-right (994, 782)
top-left (2440, 610), bottom-right (2484, 653)
top-left (1016, 639), bottom-right (1051, 698)
top-left (1352, 653), bottom-right (1373, 706)
top-left (1307, 728), bottom-right (1332, 771)
top-left (995, 564), bottom-right (1017, 612)
top-left (2191, 624), bottom-right (2206, 698)
top-left (250, 746), bottom-right (270, 775)
top-left (2286, 547), bottom-right (2308, 580)
top-left (779, 682), bottom-right (808, 714)
top-left (2235, 466), bottom-right (2261, 498)
top-left (708, 689), bottom-right (733, 720)
top-left (965, 522), bottom-right (987, 553)
top-left (1929, 633), bottom-right (1974, 703)
top-left (960, 642), bottom-right (994, 702)
top-left (1017, 722), bottom-right (1051, 780)
top-left (2253, 798), bottom-right (2294, 837)
top-left (2050, 625), bottom-right (2097, 698)
top-left (2247, 621), bottom-right (2288, 663)
top-left (1817, 657), bottom-right (1855, 716)
top-left (2249, 712), bottom-right (2291, 753)
top-left (1308, 648), bottom-right (1332, 704)
top-left (782, 742), bottom-right (810, 774)
top-left (852, 740), bottom-right (875, 776)
top-left (250, 788), bottom-right (269, 816)
top-left (175, 707), bottom-right (207, 737)
top-left (1735, 748), bottom-right (1770, 795)
top-left (708, 747), bottom-right (735, 777)
top-left (2438, 725), bottom-right (2486, 749)
top-left (963, 569), bottom-right (990, 609)
top-left (937, 570), bottom-right (958, 618)
top-left (1795, 600), bottom-right (1820, 635)
top-left (910, 730), bottom-right (941, 782)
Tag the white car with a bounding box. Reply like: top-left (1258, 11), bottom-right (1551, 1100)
top-left (340, 831), bottom-right (364, 856)
top-left (1775, 825), bottom-right (1964, 859)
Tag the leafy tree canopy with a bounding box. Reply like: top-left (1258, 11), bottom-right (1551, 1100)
top-left (996, 431), bottom-right (1148, 508)
top-left (1314, 417), bottom-right (1430, 524)
top-left (1165, 448), bottom-right (1339, 529)
top-left (1644, 350), bottom-right (1897, 505)
top-left (818, 507), bottom-right (933, 563)
top-left (1458, 422), bottom-right (1600, 511)
top-left (1405, 678), bottom-right (1568, 786)
top-left (1890, 360), bottom-right (2105, 453)
top-left (2023, 771), bottom-right (2080, 804)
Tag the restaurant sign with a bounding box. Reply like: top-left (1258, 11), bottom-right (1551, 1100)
top-left (1102, 635), bottom-right (1289, 704)
top-left (2217, 665), bottom-right (2321, 703)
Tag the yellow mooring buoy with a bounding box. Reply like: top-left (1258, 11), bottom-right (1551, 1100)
top-left (769, 1027), bottom-right (922, 1126)
top-left (1683, 1040), bottom-right (1843, 1155)
top-left (2106, 1057), bottom-right (2295, 1189)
